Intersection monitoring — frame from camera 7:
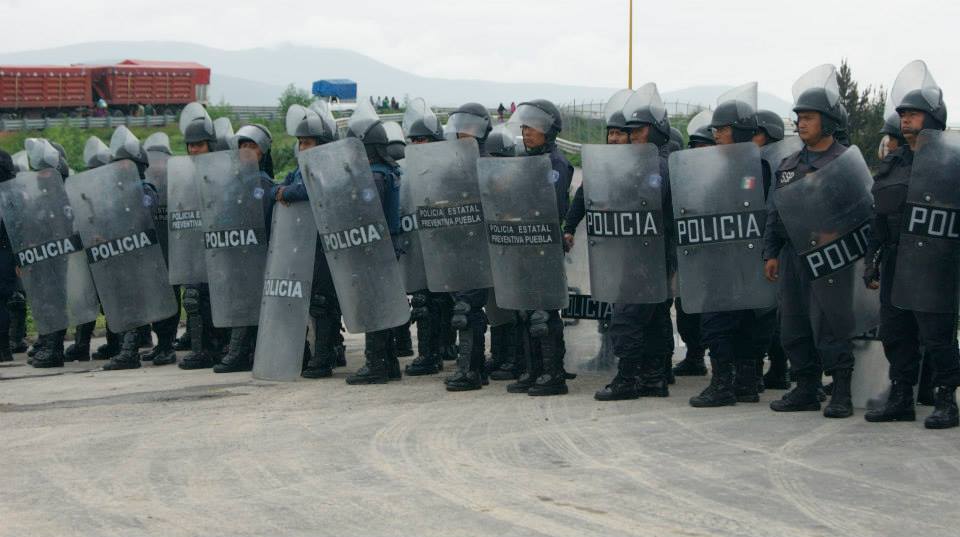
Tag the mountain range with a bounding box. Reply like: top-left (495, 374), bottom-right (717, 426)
top-left (0, 41), bottom-right (794, 115)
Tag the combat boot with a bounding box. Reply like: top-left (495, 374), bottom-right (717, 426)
top-left (102, 331), bottom-right (142, 371)
top-left (672, 348), bottom-right (707, 376)
top-left (734, 359), bottom-right (760, 403)
top-left (302, 323), bottom-right (335, 379)
top-left (689, 356), bottom-right (736, 408)
top-left (142, 329), bottom-right (177, 366)
top-left (393, 322), bottom-right (414, 358)
top-left (594, 358), bottom-right (640, 401)
top-left (865, 381), bottom-right (916, 422)
top-left (638, 354), bottom-right (670, 398)
top-left (173, 329), bottom-right (191, 351)
top-left (64, 323), bottom-right (94, 362)
top-left (7, 293), bottom-right (28, 354)
top-left (924, 386), bottom-right (959, 429)
top-left (491, 325), bottom-right (522, 380)
top-left (529, 318), bottom-right (567, 397)
top-left (508, 313), bottom-right (543, 393)
top-left (346, 332), bottom-right (390, 385)
top-left (823, 368), bottom-right (854, 418)
top-left (31, 332), bottom-right (67, 368)
top-left (0, 347), bottom-right (12, 363)
top-left (762, 360), bottom-right (791, 390)
top-left (92, 329), bottom-right (121, 360)
top-left (214, 328), bottom-right (254, 373)
top-left (770, 376), bottom-right (821, 412)
top-left (386, 351), bottom-right (402, 381)
top-left (447, 303), bottom-right (483, 391)
top-left (137, 325), bottom-right (153, 349)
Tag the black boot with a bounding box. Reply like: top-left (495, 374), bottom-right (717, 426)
top-left (142, 327), bottom-right (177, 366)
top-left (214, 327), bottom-right (255, 373)
top-left (491, 322), bottom-right (523, 380)
top-left (385, 336), bottom-right (402, 381)
top-left (763, 338), bottom-right (790, 389)
top-left (690, 356), bottom-right (737, 407)
top-left (529, 314), bottom-right (567, 397)
top-left (672, 348), bottom-right (707, 376)
top-left (924, 386), bottom-right (959, 429)
top-left (92, 329), bottom-right (121, 360)
top-left (179, 295), bottom-right (215, 370)
top-left (594, 357), bottom-right (640, 401)
top-left (770, 375), bottom-right (822, 412)
top-left (103, 330), bottom-right (142, 370)
top-left (507, 317), bottom-right (541, 394)
top-left (865, 381), bottom-right (916, 422)
top-left (7, 291), bottom-right (27, 353)
top-left (823, 368), bottom-right (854, 418)
top-left (346, 331), bottom-right (390, 385)
top-left (393, 322), bottom-right (414, 358)
top-left (302, 320), bottom-right (335, 379)
top-left (64, 322), bottom-right (95, 362)
top-left (638, 354), bottom-right (670, 397)
top-left (447, 302), bottom-right (483, 391)
top-left (0, 330), bottom-right (11, 362)
top-left (31, 333), bottom-right (65, 368)
top-left (406, 294), bottom-right (443, 375)
top-left (734, 358), bottom-right (760, 403)
top-left (173, 329), bottom-right (191, 351)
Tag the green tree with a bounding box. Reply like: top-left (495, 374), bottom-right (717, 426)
top-left (278, 84), bottom-right (313, 117)
top-left (837, 59), bottom-right (886, 167)
top-left (206, 98), bottom-right (234, 120)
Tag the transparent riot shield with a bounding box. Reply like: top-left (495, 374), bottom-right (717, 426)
top-left (668, 142), bottom-right (775, 313)
top-left (478, 155), bottom-right (567, 311)
top-left (297, 138), bottom-right (410, 333)
top-left (581, 143), bottom-right (667, 304)
top-left (0, 169), bottom-right (99, 333)
top-left (65, 160), bottom-right (177, 332)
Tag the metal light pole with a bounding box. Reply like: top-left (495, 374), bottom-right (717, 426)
top-left (628, 0), bottom-right (633, 89)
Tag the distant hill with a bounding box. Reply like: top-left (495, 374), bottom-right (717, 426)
top-left (0, 41), bottom-right (794, 115)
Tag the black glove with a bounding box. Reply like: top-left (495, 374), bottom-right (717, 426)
top-left (863, 262), bottom-right (880, 288)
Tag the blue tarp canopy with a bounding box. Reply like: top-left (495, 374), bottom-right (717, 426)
top-left (312, 79), bottom-right (357, 101)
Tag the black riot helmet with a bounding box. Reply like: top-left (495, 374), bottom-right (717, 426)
top-left (623, 83), bottom-right (671, 146)
top-left (26, 138), bottom-right (70, 177)
top-left (686, 109), bottom-right (716, 148)
top-left (791, 64), bottom-right (843, 136)
top-left (889, 59), bottom-right (947, 131)
top-left (755, 110), bottom-right (785, 143)
top-left (83, 136), bottom-right (112, 169)
top-left (447, 102), bottom-right (493, 142)
top-left (402, 98), bottom-right (444, 142)
top-left (179, 102), bottom-right (216, 148)
top-left (347, 101), bottom-right (395, 166)
top-left (515, 99), bottom-right (562, 141)
top-left (285, 102), bottom-right (339, 145)
top-left (235, 123), bottom-right (274, 176)
top-left (711, 82), bottom-right (759, 143)
top-left (896, 88), bottom-right (948, 130)
top-left (485, 124), bottom-right (521, 157)
top-left (383, 121), bottom-right (407, 161)
top-left (603, 89), bottom-right (633, 131)
top-left (668, 127), bottom-right (683, 152)
top-left (880, 113), bottom-right (905, 143)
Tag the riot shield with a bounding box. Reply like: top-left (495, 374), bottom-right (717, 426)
top-left (762, 136), bottom-right (804, 172)
top-left (892, 130), bottom-right (960, 313)
top-left (773, 146), bottom-right (880, 338)
top-left (196, 149), bottom-right (269, 327)
top-left (581, 143), bottom-right (667, 304)
top-left (478, 155), bottom-right (567, 311)
top-left (146, 150), bottom-right (170, 258)
top-left (165, 156), bottom-right (207, 284)
top-left (0, 169), bottom-right (99, 334)
top-left (668, 142), bottom-right (775, 313)
top-left (484, 289), bottom-right (515, 327)
top-left (405, 138), bottom-right (492, 292)
top-left (397, 167), bottom-right (428, 292)
top-left (65, 160), bottom-right (177, 332)
top-left (298, 138), bottom-right (410, 333)
top-left (252, 203), bottom-right (317, 381)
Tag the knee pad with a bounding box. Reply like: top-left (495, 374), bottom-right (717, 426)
top-left (529, 310), bottom-right (549, 338)
top-left (452, 301), bottom-right (470, 330)
top-left (310, 292), bottom-right (330, 319)
top-left (183, 288), bottom-right (200, 314)
top-left (411, 293), bottom-right (428, 321)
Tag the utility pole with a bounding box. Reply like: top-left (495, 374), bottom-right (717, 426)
top-left (628, 0), bottom-right (633, 89)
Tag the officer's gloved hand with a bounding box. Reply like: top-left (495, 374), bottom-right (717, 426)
top-left (863, 262), bottom-right (880, 290)
top-left (562, 233), bottom-right (575, 253)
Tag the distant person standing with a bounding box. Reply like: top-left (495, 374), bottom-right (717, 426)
top-left (510, 101), bottom-right (517, 114)
top-left (497, 103), bottom-right (506, 122)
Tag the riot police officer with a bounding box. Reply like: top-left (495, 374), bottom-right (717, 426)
top-left (863, 61), bottom-right (960, 429)
top-left (0, 151), bottom-right (19, 363)
top-left (591, 85), bottom-right (675, 401)
top-left (444, 102), bottom-right (496, 391)
top-left (764, 71), bottom-right (857, 417)
top-left (506, 99), bottom-right (572, 396)
top-left (344, 103), bottom-right (405, 385)
top-left (688, 85), bottom-right (776, 407)
top-left (276, 103), bottom-right (345, 379)
top-left (209, 123), bottom-right (275, 374)
top-left (399, 99), bottom-right (456, 378)
top-left (178, 105), bottom-right (229, 370)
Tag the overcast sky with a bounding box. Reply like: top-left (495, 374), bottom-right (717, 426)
top-left (1, 0), bottom-right (957, 105)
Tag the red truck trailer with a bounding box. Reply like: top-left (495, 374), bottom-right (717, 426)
top-left (0, 65), bottom-right (92, 117)
top-left (0, 59), bottom-right (210, 118)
